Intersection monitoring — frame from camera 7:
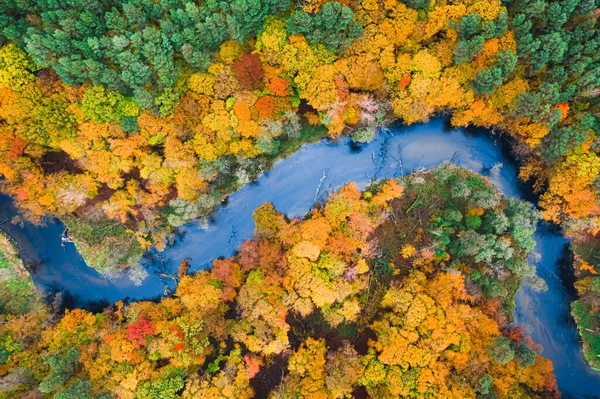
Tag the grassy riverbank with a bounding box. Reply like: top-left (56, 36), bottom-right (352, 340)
top-left (0, 232), bottom-right (38, 315)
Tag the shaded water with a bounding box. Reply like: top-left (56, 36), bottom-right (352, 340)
top-left (1, 118), bottom-right (598, 397)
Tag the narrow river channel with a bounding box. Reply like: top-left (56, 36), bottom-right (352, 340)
top-left (1, 118), bottom-right (598, 397)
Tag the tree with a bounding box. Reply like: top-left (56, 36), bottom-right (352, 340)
top-left (55, 379), bottom-right (110, 399)
top-left (232, 54), bottom-right (265, 90)
top-left (458, 14), bottom-right (481, 39)
top-left (286, 2), bottom-right (364, 52)
top-left (488, 336), bottom-right (515, 364)
top-left (513, 341), bottom-right (537, 367)
top-left (127, 314), bottom-right (155, 348)
top-left (81, 85), bottom-right (133, 123)
top-left (39, 348), bottom-right (80, 394)
top-left (0, 43), bottom-right (37, 91)
top-left (136, 367), bottom-right (186, 399)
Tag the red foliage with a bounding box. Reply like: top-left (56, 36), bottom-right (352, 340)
top-left (211, 259), bottom-right (238, 283)
top-left (8, 137), bottom-right (26, 160)
top-left (326, 231), bottom-right (359, 261)
top-left (239, 239), bottom-right (285, 274)
top-left (508, 327), bottom-right (523, 342)
top-left (524, 335), bottom-right (544, 353)
top-left (15, 188), bottom-right (28, 201)
top-left (127, 314), bottom-right (155, 348)
top-left (232, 54), bottom-right (265, 90)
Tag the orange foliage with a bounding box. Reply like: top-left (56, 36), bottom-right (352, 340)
top-left (267, 76), bottom-right (290, 97)
top-left (553, 102), bottom-right (570, 121)
top-left (578, 258), bottom-right (598, 275)
top-left (255, 96), bottom-right (276, 119)
top-left (398, 75), bottom-right (411, 89)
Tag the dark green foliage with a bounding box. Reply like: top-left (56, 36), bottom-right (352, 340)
top-left (483, 278), bottom-right (509, 298)
top-left (488, 336), bottom-right (515, 364)
top-left (483, 211), bottom-right (509, 235)
top-left (55, 379), bottom-right (110, 399)
top-left (512, 342), bottom-right (536, 367)
top-left (472, 68), bottom-right (504, 95)
top-left (391, 165), bottom-right (538, 316)
top-left (0, 0), bottom-right (291, 99)
top-left (507, 0), bottom-right (600, 157)
top-left (38, 348), bottom-right (80, 394)
top-left (120, 116), bottom-right (139, 134)
top-left (256, 136), bottom-right (281, 156)
top-left (541, 126), bottom-right (586, 160)
top-left (472, 51), bottom-right (517, 94)
top-left (454, 11), bottom-right (509, 65)
top-left (465, 215), bottom-right (483, 230)
top-left (572, 300), bottom-right (600, 369)
top-left (453, 35), bottom-right (484, 64)
top-left (514, 92), bottom-right (543, 120)
top-left (504, 198), bottom-right (539, 251)
top-left (541, 111), bottom-right (597, 162)
top-left (475, 374), bottom-right (493, 394)
top-left (0, 348), bottom-right (9, 364)
top-left (404, 0), bottom-right (431, 9)
top-left (458, 14), bottom-right (481, 39)
top-left (286, 2), bottom-right (363, 52)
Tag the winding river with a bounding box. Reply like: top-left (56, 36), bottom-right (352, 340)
top-left (1, 118), bottom-right (599, 397)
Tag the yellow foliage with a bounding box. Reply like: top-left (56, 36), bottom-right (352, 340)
top-left (188, 73), bottom-right (215, 96)
top-left (293, 240), bottom-right (322, 261)
top-left (401, 244), bottom-right (417, 259)
top-left (467, 0), bottom-right (504, 20)
top-left (412, 50), bottom-right (442, 79)
top-left (218, 40), bottom-right (244, 64)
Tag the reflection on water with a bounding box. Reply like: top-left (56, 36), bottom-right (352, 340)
top-left (1, 118), bottom-right (598, 397)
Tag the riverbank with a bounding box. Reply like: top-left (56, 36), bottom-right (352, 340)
top-left (0, 231), bottom-right (38, 315)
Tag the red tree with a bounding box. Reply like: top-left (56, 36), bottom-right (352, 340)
top-left (127, 314), bottom-right (155, 347)
top-left (232, 54), bottom-right (264, 90)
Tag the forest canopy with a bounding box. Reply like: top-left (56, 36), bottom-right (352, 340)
top-left (0, 0), bottom-right (599, 372)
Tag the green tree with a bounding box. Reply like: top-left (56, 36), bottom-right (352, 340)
top-left (488, 336), bottom-right (515, 364)
top-left (286, 2), bottom-right (363, 52)
top-left (81, 86), bottom-right (128, 123)
top-left (136, 367), bottom-right (186, 399)
top-left (39, 348), bottom-right (80, 394)
top-left (512, 342), bottom-right (536, 367)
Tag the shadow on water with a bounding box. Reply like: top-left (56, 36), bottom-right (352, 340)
top-left (0, 118), bottom-right (599, 397)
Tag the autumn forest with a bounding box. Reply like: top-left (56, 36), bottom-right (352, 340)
top-left (0, 0), bottom-right (599, 397)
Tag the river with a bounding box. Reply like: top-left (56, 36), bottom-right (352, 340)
top-left (0, 118), bottom-right (598, 397)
